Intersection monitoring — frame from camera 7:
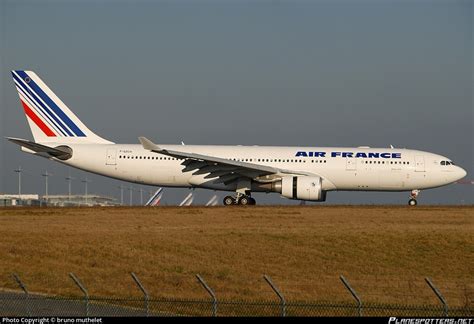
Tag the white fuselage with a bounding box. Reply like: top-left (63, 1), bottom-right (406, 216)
top-left (40, 144), bottom-right (466, 194)
top-left (10, 70), bottom-right (467, 203)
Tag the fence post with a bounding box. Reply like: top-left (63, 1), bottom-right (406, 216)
top-left (340, 275), bottom-right (362, 316)
top-left (425, 277), bottom-right (448, 316)
top-left (131, 272), bottom-right (150, 317)
top-left (69, 273), bottom-right (89, 316)
top-left (196, 274), bottom-right (217, 317)
top-left (12, 273), bottom-right (31, 317)
top-left (263, 275), bottom-right (286, 317)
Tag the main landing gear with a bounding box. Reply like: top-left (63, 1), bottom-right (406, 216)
top-left (223, 179), bottom-right (257, 206)
top-left (223, 193), bottom-right (256, 206)
top-left (408, 190), bottom-right (420, 206)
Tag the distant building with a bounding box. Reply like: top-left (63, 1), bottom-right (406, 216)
top-left (0, 194), bottom-right (40, 207)
top-left (44, 195), bottom-right (119, 207)
top-left (0, 194), bottom-right (119, 207)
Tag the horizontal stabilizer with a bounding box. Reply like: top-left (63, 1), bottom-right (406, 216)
top-left (6, 137), bottom-right (72, 160)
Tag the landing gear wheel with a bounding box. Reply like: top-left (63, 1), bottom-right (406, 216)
top-left (223, 196), bottom-right (235, 206)
top-left (408, 199), bottom-right (417, 206)
top-left (249, 198), bottom-right (256, 205)
top-left (239, 196), bottom-right (250, 206)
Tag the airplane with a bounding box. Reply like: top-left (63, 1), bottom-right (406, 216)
top-left (6, 70), bottom-right (467, 206)
top-left (145, 187), bottom-right (163, 206)
top-left (179, 192), bottom-right (194, 207)
top-left (206, 194), bottom-right (219, 206)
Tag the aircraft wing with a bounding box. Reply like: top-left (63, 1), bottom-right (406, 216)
top-left (139, 137), bottom-right (316, 184)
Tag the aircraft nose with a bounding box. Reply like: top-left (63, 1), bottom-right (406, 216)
top-left (456, 166), bottom-right (467, 181)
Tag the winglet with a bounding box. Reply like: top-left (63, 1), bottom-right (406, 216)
top-left (139, 137), bottom-right (162, 151)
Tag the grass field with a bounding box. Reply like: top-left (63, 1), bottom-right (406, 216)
top-left (0, 206), bottom-right (472, 307)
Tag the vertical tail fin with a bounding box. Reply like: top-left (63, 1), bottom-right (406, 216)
top-left (11, 70), bottom-right (113, 144)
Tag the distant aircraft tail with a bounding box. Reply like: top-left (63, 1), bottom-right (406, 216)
top-left (11, 70), bottom-right (113, 144)
top-left (179, 192), bottom-right (194, 207)
top-left (145, 188), bottom-right (163, 206)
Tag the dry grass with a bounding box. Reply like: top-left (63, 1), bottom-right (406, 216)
top-left (0, 206), bottom-right (472, 306)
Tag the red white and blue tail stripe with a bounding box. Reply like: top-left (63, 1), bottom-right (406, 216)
top-left (11, 70), bottom-right (112, 144)
top-left (145, 188), bottom-right (163, 206)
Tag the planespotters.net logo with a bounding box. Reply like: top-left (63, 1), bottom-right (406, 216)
top-left (389, 318), bottom-right (473, 324)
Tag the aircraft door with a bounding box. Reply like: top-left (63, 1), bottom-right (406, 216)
top-left (415, 155), bottom-right (425, 172)
top-left (106, 149), bottom-right (117, 165)
top-left (346, 157), bottom-right (356, 171)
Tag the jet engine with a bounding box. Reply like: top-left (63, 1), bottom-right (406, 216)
top-left (275, 176), bottom-right (326, 201)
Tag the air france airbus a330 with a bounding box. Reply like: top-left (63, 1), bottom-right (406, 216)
top-left (7, 70), bottom-right (467, 206)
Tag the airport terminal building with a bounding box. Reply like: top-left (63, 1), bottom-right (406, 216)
top-left (0, 194), bottom-right (118, 207)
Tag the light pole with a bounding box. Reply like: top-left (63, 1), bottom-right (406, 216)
top-left (82, 178), bottom-right (91, 205)
top-left (14, 166), bottom-right (22, 203)
top-left (118, 185), bottom-right (124, 205)
top-left (42, 171), bottom-right (51, 204)
top-left (66, 176), bottom-right (74, 202)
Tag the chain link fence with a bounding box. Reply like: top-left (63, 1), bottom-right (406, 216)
top-left (1, 273), bottom-right (473, 317)
top-left (1, 293), bottom-right (473, 317)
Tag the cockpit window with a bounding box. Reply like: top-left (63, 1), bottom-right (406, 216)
top-left (441, 160), bottom-right (455, 166)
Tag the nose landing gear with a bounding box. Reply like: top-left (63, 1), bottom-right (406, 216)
top-left (408, 190), bottom-right (420, 206)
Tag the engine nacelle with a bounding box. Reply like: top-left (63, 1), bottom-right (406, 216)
top-left (279, 176), bottom-right (326, 201)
